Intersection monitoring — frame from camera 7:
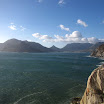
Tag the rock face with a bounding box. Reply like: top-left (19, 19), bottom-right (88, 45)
top-left (89, 42), bottom-right (104, 52)
top-left (80, 65), bottom-right (104, 104)
top-left (91, 44), bottom-right (104, 58)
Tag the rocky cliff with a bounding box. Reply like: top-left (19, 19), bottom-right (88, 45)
top-left (91, 44), bottom-right (104, 58)
top-left (89, 42), bottom-right (104, 52)
top-left (80, 65), bottom-right (104, 104)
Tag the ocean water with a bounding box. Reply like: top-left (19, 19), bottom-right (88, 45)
top-left (0, 52), bottom-right (102, 104)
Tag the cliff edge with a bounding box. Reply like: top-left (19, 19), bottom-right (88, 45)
top-left (80, 65), bottom-right (104, 104)
top-left (91, 44), bottom-right (104, 58)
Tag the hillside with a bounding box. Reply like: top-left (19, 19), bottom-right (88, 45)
top-left (1, 39), bottom-right (104, 53)
top-left (91, 44), bottom-right (104, 58)
top-left (61, 43), bottom-right (93, 52)
top-left (50, 45), bottom-right (61, 52)
top-left (89, 42), bottom-right (104, 52)
top-left (0, 39), bottom-right (53, 52)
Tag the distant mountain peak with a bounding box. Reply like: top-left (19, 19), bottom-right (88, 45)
top-left (50, 45), bottom-right (61, 52)
top-left (4, 38), bottom-right (21, 43)
top-left (51, 45), bottom-right (57, 48)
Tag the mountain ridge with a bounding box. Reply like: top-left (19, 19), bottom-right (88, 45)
top-left (0, 39), bottom-right (53, 52)
top-left (50, 45), bottom-right (61, 52)
top-left (61, 43), bottom-right (93, 52)
top-left (1, 38), bottom-right (104, 53)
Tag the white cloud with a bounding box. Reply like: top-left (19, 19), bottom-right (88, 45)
top-left (32, 33), bottom-right (42, 38)
top-left (102, 20), bottom-right (104, 24)
top-left (54, 35), bottom-right (65, 42)
top-left (64, 32), bottom-right (100, 43)
top-left (59, 24), bottom-right (70, 31)
top-left (54, 35), bottom-right (64, 39)
top-left (77, 19), bottom-right (88, 27)
top-left (8, 25), bottom-right (17, 30)
top-left (32, 31), bottom-right (103, 44)
top-left (40, 35), bottom-right (53, 40)
top-left (8, 23), bottom-right (27, 32)
top-left (20, 26), bottom-right (26, 31)
top-left (87, 37), bottom-right (99, 43)
top-left (58, 0), bottom-right (65, 5)
top-left (66, 31), bottom-right (82, 38)
top-left (32, 33), bottom-right (53, 41)
top-left (81, 38), bottom-right (88, 43)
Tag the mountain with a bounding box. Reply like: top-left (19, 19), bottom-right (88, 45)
top-left (91, 44), bottom-right (104, 58)
top-left (89, 42), bottom-right (104, 52)
top-left (61, 43), bottom-right (93, 52)
top-left (80, 65), bottom-right (104, 104)
top-left (50, 45), bottom-right (61, 52)
top-left (1, 38), bottom-right (104, 53)
top-left (0, 39), bottom-right (53, 52)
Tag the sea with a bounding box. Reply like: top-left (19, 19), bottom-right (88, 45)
top-left (0, 52), bottom-right (103, 104)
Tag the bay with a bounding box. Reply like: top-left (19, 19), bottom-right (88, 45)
top-left (0, 52), bottom-right (102, 104)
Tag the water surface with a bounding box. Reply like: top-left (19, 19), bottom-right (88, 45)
top-left (0, 52), bottom-right (102, 104)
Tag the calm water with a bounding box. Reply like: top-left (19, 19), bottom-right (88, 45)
top-left (0, 52), bottom-right (102, 104)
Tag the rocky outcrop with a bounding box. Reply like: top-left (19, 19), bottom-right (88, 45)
top-left (80, 65), bottom-right (104, 104)
top-left (71, 97), bottom-right (81, 104)
top-left (89, 42), bottom-right (104, 52)
top-left (91, 44), bottom-right (104, 58)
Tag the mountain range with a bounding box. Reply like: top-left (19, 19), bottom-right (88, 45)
top-left (0, 39), bottom-right (53, 52)
top-left (0, 38), bottom-right (104, 53)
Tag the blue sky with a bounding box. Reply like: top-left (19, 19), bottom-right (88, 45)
top-left (0, 0), bottom-right (104, 48)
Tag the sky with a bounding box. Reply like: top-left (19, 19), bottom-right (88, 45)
top-left (0, 0), bottom-right (104, 48)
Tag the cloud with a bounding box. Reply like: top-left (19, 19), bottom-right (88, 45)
top-left (102, 20), bottom-right (104, 24)
top-left (77, 19), bottom-right (88, 27)
top-left (20, 26), bottom-right (26, 31)
top-left (65, 31), bottom-right (82, 38)
top-left (40, 35), bottom-right (53, 40)
top-left (8, 24), bottom-right (17, 30)
top-left (54, 35), bottom-right (64, 42)
top-left (32, 31), bottom-right (103, 44)
top-left (8, 23), bottom-right (26, 31)
top-left (64, 31), bottom-right (100, 43)
top-left (59, 24), bottom-right (70, 31)
top-left (58, 0), bottom-right (65, 5)
top-left (32, 33), bottom-right (53, 40)
top-left (87, 37), bottom-right (99, 43)
top-left (32, 33), bottom-right (42, 38)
